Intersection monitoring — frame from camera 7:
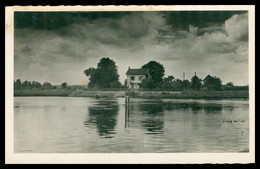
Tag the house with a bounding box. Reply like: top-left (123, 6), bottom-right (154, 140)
top-left (203, 75), bottom-right (214, 84)
top-left (125, 67), bottom-right (150, 89)
top-left (203, 75), bottom-right (222, 90)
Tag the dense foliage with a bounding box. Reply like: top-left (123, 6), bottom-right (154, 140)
top-left (13, 79), bottom-right (70, 90)
top-left (141, 78), bottom-right (156, 89)
top-left (14, 79), bottom-right (43, 90)
top-left (61, 82), bottom-right (68, 89)
top-left (141, 61), bottom-right (165, 87)
top-left (203, 76), bottom-right (222, 91)
top-left (191, 75), bottom-right (202, 91)
top-left (84, 57), bottom-right (121, 88)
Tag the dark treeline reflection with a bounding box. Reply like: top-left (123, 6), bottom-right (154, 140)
top-left (85, 99), bottom-right (119, 138)
top-left (127, 101), bottom-right (226, 135)
top-left (203, 104), bottom-right (223, 113)
top-left (84, 99), bottom-right (228, 138)
top-left (135, 101), bottom-right (223, 113)
top-left (162, 102), bottom-right (223, 113)
top-left (139, 103), bottom-right (164, 135)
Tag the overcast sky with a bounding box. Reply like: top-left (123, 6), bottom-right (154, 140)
top-left (14, 11), bottom-right (249, 85)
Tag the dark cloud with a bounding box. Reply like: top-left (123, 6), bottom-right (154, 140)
top-left (162, 11), bottom-right (247, 30)
top-left (14, 11), bottom-right (249, 85)
top-left (14, 11), bottom-right (132, 30)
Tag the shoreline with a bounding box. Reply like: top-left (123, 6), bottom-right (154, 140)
top-left (14, 89), bottom-right (249, 100)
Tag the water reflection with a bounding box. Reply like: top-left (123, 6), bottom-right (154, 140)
top-left (85, 99), bottom-right (119, 138)
top-left (190, 103), bottom-right (203, 112)
top-left (160, 101), bottom-right (222, 114)
top-left (161, 102), bottom-right (190, 111)
top-left (127, 102), bottom-right (165, 135)
top-left (125, 104), bottom-right (130, 128)
top-left (224, 105), bottom-right (234, 111)
top-left (140, 103), bottom-right (164, 135)
top-left (126, 101), bottom-right (224, 135)
top-left (204, 104), bottom-right (222, 113)
top-left (14, 97), bottom-right (249, 153)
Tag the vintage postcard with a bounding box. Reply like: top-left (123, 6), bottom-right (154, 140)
top-left (5, 5), bottom-right (255, 164)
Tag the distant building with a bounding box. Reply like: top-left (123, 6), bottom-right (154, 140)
top-left (203, 75), bottom-right (222, 90)
top-left (125, 67), bottom-right (150, 89)
top-left (203, 75), bottom-right (214, 84)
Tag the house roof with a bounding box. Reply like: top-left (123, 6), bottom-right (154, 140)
top-left (126, 68), bottom-right (149, 75)
top-left (203, 75), bottom-right (213, 81)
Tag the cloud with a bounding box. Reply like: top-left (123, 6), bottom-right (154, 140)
top-left (200, 24), bottom-right (223, 33)
top-left (224, 13), bottom-right (248, 41)
top-left (148, 12), bottom-right (249, 85)
top-left (14, 12), bottom-right (167, 84)
top-left (14, 11), bottom-right (249, 85)
top-left (188, 25), bottom-right (198, 35)
top-left (157, 12), bottom-right (248, 63)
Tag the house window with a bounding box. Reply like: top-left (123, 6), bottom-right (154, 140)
top-left (131, 76), bottom-right (135, 80)
top-left (139, 76), bottom-right (143, 80)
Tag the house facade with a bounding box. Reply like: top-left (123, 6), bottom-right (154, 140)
top-left (125, 67), bottom-right (150, 89)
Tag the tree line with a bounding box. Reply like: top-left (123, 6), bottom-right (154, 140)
top-left (14, 57), bottom-right (248, 91)
top-left (137, 61), bottom-right (209, 91)
top-left (84, 57), bottom-right (248, 91)
top-left (14, 79), bottom-right (68, 90)
top-left (139, 61), bottom-right (247, 91)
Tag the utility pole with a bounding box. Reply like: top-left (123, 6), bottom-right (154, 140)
top-left (183, 72), bottom-right (185, 81)
top-left (27, 68), bottom-right (29, 80)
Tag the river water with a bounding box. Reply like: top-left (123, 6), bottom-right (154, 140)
top-left (14, 97), bottom-right (249, 153)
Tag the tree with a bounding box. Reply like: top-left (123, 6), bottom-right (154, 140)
top-left (84, 57), bottom-right (120, 88)
top-left (142, 61), bottom-right (165, 87)
top-left (84, 67), bottom-right (96, 87)
top-left (14, 79), bottom-right (42, 90)
top-left (161, 81), bottom-right (173, 90)
top-left (141, 78), bottom-right (156, 89)
top-left (84, 67), bottom-right (96, 76)
top-left (61, 82), bottom-right (68, 89)
top-left (161, 76), bottom-right (175, 90)
top-left (224, 82), bottom-right (234, 91)
top-left (22, 80), bottom-right (32, 89)
top-left (191, 75), bottom-right (202, 90)
top-left (182, 80), bottom-right (190, 89)
top-left (204, 76), bottom-right (222, 91)
top-left (172, 79), bottom-right (183, 91)
top-left (32, 81), bottom-right (41, 88)
top-left (14, 79), bottom-right (22, 90)
top-left (164, 75), bottom-right (174, 82)
top-left (109, 81), bottom-right (121, 88)
top-left (42, 82), bottom-right (52, 89)
top-left (226, 82), bottom-right (234, 87)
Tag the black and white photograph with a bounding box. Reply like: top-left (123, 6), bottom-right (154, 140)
top-left (5, 5), bottom-right (255, 164)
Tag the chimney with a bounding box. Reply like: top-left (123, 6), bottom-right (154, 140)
top-left (183, 72), bottom-right (185, 81)
top-left (195, 72), bottom-right (196, 76)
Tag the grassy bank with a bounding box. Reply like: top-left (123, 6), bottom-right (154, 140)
top-left (126, 90), bottom-right (249, 100)
top-left (14, 89), bottom-right (71, 96)
top-left (69, 90), bottom-right (126, 97)
top-left (14, 89), bottom-right (249, 100)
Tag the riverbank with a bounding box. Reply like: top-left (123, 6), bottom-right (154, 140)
top-left (14, 89), bottom-right (71, 96)
top-left (127, 90), bottom-right (249, 100)
top-left (14, 89), bottom-right (249, 100)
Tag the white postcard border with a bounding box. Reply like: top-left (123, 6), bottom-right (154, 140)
top-left (5, 5), bottom-right (255, 164)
